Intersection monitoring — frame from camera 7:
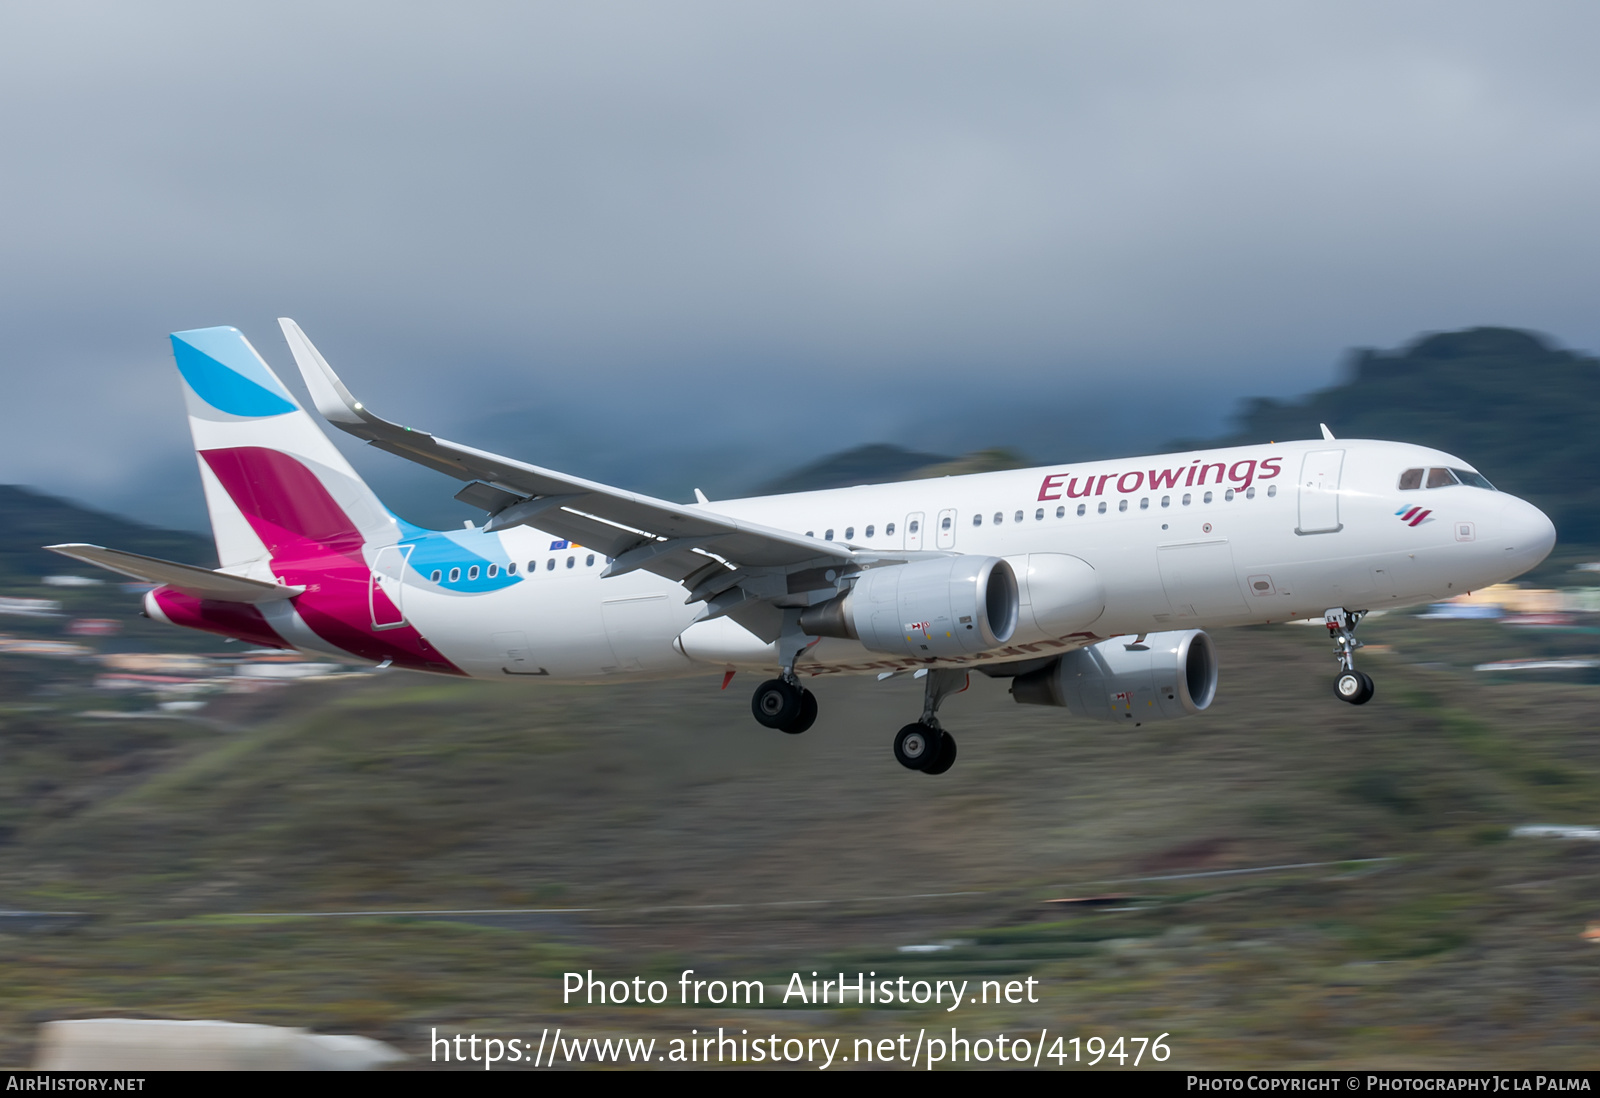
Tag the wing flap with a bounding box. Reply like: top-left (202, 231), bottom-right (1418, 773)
top-left (45, 544), bottom-right (303, 603)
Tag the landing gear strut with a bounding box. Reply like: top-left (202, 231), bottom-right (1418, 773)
top-left (893, 669), bottom-right (965, 774)
top-left (1326, 607), bottom-right (1374, 705)
top-left (750, 615), bottom-right (820, 734)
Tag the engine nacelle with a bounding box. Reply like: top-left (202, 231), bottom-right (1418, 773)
top-left (1011, 629), bottom-right (1217, 723)
top-left (799, 556), bottom-right (1019, 658)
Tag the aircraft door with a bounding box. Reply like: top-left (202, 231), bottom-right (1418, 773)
top-left (602, 593), bottom-right (680, 672)
top-left (936, 508), bottom-right (957, 549)
top-left (368, 544), bottom-right (413, 630)
top-left (1296, 449), bottom-right (1345, 535)
top-left (1157, 538), bottom-right (1248, 620)
top-left (904, 512), bottom-right (925, 550)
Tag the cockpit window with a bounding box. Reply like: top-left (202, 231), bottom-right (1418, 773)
top-left (1426, 467), bottom-right (1459, 489)
top-left (1451, 468), bottom-right (1496, 491)
top-left (1398, 468), bottom-right (1423, 490)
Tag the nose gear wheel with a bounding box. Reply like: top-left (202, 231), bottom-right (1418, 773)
top-left (1326, 608), bottom-right (1374, 705)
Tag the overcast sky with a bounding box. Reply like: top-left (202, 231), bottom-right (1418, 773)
top-left (4, 2), bottom-right (1599, 529)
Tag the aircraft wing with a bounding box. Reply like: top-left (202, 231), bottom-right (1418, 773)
top-left (44, 544), bottom-right (304, 603)
top-left (279, 319), bottom-right (882, 634)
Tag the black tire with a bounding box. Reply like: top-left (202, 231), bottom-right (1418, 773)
top-left (893, 722), bottom-right (943, 771)
top-left (921, 732), bottom-right (958, 775)
top-left (782, 690), bottom-right (818, 734)
top-left (1334, 670), bottom-right (1374, 705)
top-left (752, 679), bottom-right (802, 729)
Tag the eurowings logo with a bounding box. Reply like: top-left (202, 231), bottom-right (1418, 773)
top-left (905, 620), bottom-right (931, 637)
top-left (1396, 505), bottom-right (1434, 527)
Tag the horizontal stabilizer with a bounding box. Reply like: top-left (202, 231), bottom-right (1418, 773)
top-left (44, 544), bottom-right (304, 603)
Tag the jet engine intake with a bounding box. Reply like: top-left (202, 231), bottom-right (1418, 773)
top-left (1011, 629), bottom-right (1217, 722)
top-left (799, 556), bottom-right (1018, 658)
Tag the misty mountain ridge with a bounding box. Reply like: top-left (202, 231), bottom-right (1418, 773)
top-left (0, 484), bottom-right (214, 585)
top-left (7, 325), bottom-right (1596, 558)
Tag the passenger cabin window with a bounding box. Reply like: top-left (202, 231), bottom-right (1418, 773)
top-left (1097, 501), bottom-right (1107, 514)
top-left (1452, 468), bottom-right (1496, 490)
top-left (938, 517), bottom-right (950, 531)
top-left (1055, 506), bottom-right (1065, 518)
top-left (1267, 485), bottom-right (1277, 497)
top-left (1035, 508), bottom-right (1044, 521)
top-left (1014, 510), bottom-right (1023, 523)
top-left (845, 527), bottom-right (855, 539)
top-left (507, 562), bottom-right (517, 575)
top-left (586, 554), bottom-right (595, 566)
top-left (1398, 468), bottom-right (1424, 490)
top-left (566, 556), bottom-right (575, 568)
top-left (908, 520), bottom-right (919, 533)
top-left (1182, 493), bottom-right (1192, 506)
top-left (1076, 504), bottom-right (1086, 516)
top-left (528, 561), bottom-right (537, 572)
top-left (430, 570), bottom-right (442, 583)
top-left (1139, 498), bottom-right (1149, 510)
top-left (1203, 491), bottom-right (1213, 504)
top-left (487, 564), bottom-right (498, 578)
top-left (865, 525), bottom-right (875, 537)
top-left (468, 565), bottom-right (480, 580)
top-left (1118, 499), bottom-right (1128, 512)
top-left (972, 514), bottom-right (983, 526)
top-left (825, 529), bottom-right (834, 540)
top-left (1161, 495), bottom-right (1170, 508)
top-left (1224, 489), bottom-right (1234, 501)
top-left (1426, 467), bottom-right (1458, 489)
top-left (449, 567), bottom-right (461, 582)
top-left (993, 512), bottom-right (1003, 525)
top-left (886, 523), bottom-right (896, 536)
top-left (547, 559), bottom-right (555, 571)
top-left (1245, 487), bottom-right (1255, 499)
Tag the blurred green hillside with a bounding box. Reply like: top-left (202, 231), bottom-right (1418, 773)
top-left (0, 485), bottom-right (214, 584)
top-left (1, 619), bottom-right (1598, 1067)
top-left (1195, 327), bottom-right (1600, 543)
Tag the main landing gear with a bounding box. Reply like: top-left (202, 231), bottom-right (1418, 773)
top-left (751, 677), bottom-right (818, 734)
top-left (892, 669), bottom-right (965, 775)
top-left (750, 617), bottom-right (820, 734)
top-left (1326, 607), bottom-right (1374, 705)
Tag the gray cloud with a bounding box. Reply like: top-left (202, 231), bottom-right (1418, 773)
top-left (3, 2), bottom-right (1599, 528)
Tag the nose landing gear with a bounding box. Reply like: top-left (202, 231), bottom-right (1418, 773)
top-left (1326, 607), bottom-right (1374, 705)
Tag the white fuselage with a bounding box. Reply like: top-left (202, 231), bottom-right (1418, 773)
top-left (363, 438), bottom-right (1554, 682)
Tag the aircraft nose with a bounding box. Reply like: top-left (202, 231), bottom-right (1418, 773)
top-left (1497, 495), bottom-right (1557, 576)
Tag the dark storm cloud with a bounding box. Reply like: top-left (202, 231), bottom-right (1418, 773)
top-left (3, 2), bottom-right (1600, 526)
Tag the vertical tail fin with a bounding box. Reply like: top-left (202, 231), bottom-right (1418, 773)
top-left (171, 326), bottom-right (400, 568)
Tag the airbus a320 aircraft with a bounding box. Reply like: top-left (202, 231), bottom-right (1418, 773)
top-left (50, 323), bottom-right (1556, 775)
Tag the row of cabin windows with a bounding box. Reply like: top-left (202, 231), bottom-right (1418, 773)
top-left (805, 522), bottom-right (897, 540)
top-left (429, 553), bottom-right (597, 584)
top-left (802, 484), bottom-right (1278, 540)
top-left (1398, 467), bottom-right (1496, 491)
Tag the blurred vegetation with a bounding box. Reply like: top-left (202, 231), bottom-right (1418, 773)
top-left (0, 618), bottom-right (1597, 1068)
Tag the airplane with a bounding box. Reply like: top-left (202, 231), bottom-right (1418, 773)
top-left (48, 322), bottom-right (1557, 775)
